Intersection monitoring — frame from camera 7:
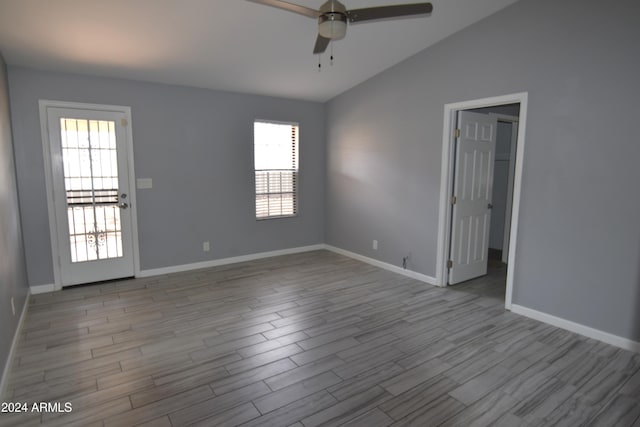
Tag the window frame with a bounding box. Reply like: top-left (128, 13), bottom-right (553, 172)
top-left (253, 119), bottom-right (300, 220)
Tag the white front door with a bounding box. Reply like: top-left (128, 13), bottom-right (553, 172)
top-left (44, 105), bottom-right (136, 286)
top-left (448, 111), bottom-right (497, 284)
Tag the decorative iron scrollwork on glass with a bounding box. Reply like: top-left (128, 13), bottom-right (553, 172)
top-left (87, 228), bottom-right (107, 256)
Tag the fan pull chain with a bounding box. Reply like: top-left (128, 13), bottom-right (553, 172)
top-left (330, 42), bottom-right (334, 66)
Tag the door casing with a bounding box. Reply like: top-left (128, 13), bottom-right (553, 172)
top-left (39, 100), bottom-right (141, 290)
top-left (436, 92), bottom-right (528, 311)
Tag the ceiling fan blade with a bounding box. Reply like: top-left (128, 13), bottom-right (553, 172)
top-left (245, 0), bottom-right (320, 19)
top-left (346, 3), bottom-right (433, 23)
top-left (313, 34), bottom-right (331, 54)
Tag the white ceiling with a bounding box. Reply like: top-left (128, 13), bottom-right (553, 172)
top-left (0, 0), bottom-right (519, 102)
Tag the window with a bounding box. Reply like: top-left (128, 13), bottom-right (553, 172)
top-left (254, 120), bottom-right (299, 219)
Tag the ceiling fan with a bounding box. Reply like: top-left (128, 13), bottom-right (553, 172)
top-left (246, 0), bottom-right (433, 54)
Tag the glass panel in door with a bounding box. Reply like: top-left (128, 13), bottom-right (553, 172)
top-left (60, 118), bottom-right (124, 263)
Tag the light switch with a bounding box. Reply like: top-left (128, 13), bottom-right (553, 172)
top-left (136, 178), bottom-right (153, 189)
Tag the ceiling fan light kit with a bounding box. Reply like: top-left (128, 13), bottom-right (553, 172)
top-left (318, 13), bottom-right (347, 40)
top-left (247, 0), bottom-right (433, 58)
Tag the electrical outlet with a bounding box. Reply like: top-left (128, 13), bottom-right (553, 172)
top-left (203, 241), bottom-right (210, 252)
top-left (11, 297), bottom-right (15, 316)
top-left (372, 240), bottom-right (378, 250)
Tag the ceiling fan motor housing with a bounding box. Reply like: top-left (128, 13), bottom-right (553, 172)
top-left (319, 0), bottom-right (346, 14)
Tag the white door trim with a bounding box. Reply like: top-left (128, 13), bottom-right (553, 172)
top-left (435, 92), bottom-right (528, 311)
top-left (39, 100), bottom-right (141, 290)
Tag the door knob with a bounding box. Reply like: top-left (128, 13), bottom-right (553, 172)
top-left (119, 202), bottom-right (129, 209)
top-left (487, 203), bottom-right (493, 209)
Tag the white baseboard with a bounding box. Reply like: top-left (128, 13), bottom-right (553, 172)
top-left (138, 244), bottom-right (326, 278)
top-left (30, 283), bottom-right (56, 295)
top-left (1, 291), bottom-right (30, 399)
top-left (511, 304), bottom-right (640, 354)
top-left (323, 245), bottom-right (437, 286)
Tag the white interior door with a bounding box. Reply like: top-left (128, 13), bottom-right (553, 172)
top-left (45, 106), bottom-right (135, 286)
top-left (448, 111), bottom-right (497, 284)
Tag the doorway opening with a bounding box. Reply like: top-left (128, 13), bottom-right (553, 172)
top-left (435, 93), bottom-right (528, 310)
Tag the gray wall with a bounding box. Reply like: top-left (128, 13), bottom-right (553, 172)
top-left (326, 0), bottom-right (640, 341)
top-left (0, 55), bottom-right (29, 375)
top-left (8, 69), bottom-right (326, 286)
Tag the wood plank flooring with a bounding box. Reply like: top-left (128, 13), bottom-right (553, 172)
top-left (1, 250), bottom-right (639, 426)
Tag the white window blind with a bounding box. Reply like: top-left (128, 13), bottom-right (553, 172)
top-left (254, 121), bottom-right (299, 219)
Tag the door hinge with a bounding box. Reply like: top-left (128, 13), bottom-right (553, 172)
top-left (455, 128), bottom-right (460, 138)
top-left (447, 260), bottom-right (453, 269)
top-left (451, 196), bottom-right (457, 205)
top-left (121, 118), bottom-right (128, 127)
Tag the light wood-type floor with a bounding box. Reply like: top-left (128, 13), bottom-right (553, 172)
top-left (447, 250), bottom-right (508, 303)
top-left (1, 250), bottom-right (639, 426)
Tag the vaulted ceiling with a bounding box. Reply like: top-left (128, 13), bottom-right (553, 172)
top-left (0, 0), bottom-right (519, 101)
